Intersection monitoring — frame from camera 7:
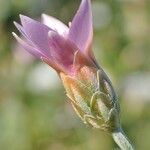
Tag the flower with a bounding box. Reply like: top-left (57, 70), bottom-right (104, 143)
top-left (13, 0), bottom-right (120, 132)
top-left (13, 0), bottom-right (94, 75)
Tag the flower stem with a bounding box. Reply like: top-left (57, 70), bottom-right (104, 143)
top-left (112, 128), bottom-right (134, 150)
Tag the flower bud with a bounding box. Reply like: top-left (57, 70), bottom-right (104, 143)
top-left (60, 66), bottom-right (120, 132)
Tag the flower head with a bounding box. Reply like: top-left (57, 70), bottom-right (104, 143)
top-left (13, 0), bottom-right (120, 132)
top-left (13, 0), bottom-right (95, 74)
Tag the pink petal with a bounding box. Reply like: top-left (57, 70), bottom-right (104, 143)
top-left (13, 32), bottom-right (68, 73)
top-left (19, 15), bottom-right (51, 56)
top-left (42, 57), bottom-right (67, 73)
top-left (13, 21), bottom-right (28, 39)
top-left (42, 14), bottom-right (69, 36)
top-left (48, 31), bottom-right (76, 72)
top-left (12, 32), bottom-right (47, 59)
top-left (14, 21), bottom-right (37, 46)
top-left (69, 0), bottom-right (93, 53)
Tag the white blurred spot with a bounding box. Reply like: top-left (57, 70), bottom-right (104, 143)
top-left (92, 2), bottom-right (112, 29)
top-left (123, 72), bottom-right (150, 102)
top-left (26, 63), bottom-right (60, 93)
top-left (12, 42), bottom-right (34, 65)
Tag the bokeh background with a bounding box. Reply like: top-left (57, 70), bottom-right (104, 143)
top-left (0, 0), bottom-right (150, 149)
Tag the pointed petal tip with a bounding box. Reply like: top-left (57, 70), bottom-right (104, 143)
top-left (19, 14), bottom-right (25, 21)
top-left (12, 32), bottom-right (17, 38)
top-left (68, 22), bottom-right (71, 27)
top-left (13, 22), bottom-right (17, 29)
top-left (12, 32), bottom-right (23, 43)
top-left (69, 0), bottom-right (93, 53)
top-left (19, 14), bottom-right (28, 24)
top-left (13, 21), bottom-right (21, 28)
top-left (19, 14), bottom-right (26, 19)
top-left (13, 21), bottom-right (17, 25)
top-left (83, 0), bottom-right (91, 5)
top-left (41, 13), bottom-right (45, 20)
top-left (80, 0), bottom-right (91, 10)
top-left (19, 14), bottom-right (34, 25)
top-left (41, 13), bottom-right (47, 18)
top-left (12, 32), bottom-right (25, 46)
top-left (12, 32), bottom-right (27, 49)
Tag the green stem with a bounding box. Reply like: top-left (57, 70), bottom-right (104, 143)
top-left (112, 128), bottom-right (134, 150)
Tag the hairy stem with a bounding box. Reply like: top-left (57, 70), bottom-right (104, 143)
top-left (112, 128), bottom-right (134, 150)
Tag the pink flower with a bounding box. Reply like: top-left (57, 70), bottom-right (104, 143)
top-left (13, 1), bottom-right (134, 148)
top-left (13, 0), bottom-right (97, 75)
top-left (13, 0), bottom-right (120, 132)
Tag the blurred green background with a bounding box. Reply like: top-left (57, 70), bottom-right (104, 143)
top-left (0, 0), bottom-right (150, 149)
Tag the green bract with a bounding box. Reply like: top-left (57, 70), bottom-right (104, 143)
top-left (61, 66), bottom-right (120, 132)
